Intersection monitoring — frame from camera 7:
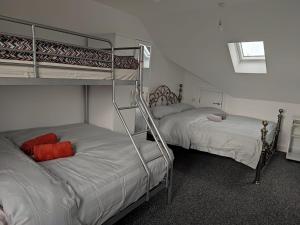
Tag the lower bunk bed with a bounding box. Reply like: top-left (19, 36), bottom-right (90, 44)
top-left (0, 123), bottom-right (172, 225)
top-left (148, 85), bottom-right (284, 184)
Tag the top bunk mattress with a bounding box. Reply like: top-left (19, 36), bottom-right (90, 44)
top-left (1, 123), bottom-right (169, 225)
top-left (0, 33), bottom-right (139, 80)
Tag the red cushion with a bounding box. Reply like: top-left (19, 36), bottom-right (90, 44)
top-left (20, 133), bottom-right (58, 155)
top-left (33, 141), bottom-right (75, 162)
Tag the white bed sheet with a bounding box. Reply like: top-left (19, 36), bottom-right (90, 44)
top-left (158, 109), bottom-right (276, 169)
top-left (4, 124), bottom-right (168, 225)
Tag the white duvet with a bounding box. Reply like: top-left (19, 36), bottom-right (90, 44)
top-left (0, 124), bottom-right (170, 225)
top-left (158, 109), bottom-right (276, 169)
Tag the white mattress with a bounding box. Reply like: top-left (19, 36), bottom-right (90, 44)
top-left (4, 124), bottom-right (168, 225)
top-left (0, 59), bottom-right (137, 80)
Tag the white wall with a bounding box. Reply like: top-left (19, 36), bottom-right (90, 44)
top-left (89, 86), bottom-right (114, 130)
top-left (0, 0), bottom-right (151, 41)
top-left (183, 71), bottom-right (223, 109)
top-left (0, 86), bottom-right (84, 131)
top-left (89, 85), bottom-right (135, 133)
top-left (146, 47), bottom-right (184, 91)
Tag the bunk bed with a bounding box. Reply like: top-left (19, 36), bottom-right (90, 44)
top-left (0, 15), bottom-right (173, 225)
top-left (148, 84), bottom-right (283, 184)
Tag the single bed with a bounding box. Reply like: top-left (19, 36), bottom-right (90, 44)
top-left (0, 123), bottom-right (171, 225)
top-left (148, 84), bottom-right (283, 183)
top-left (0, 33), bottom-right (138, 80)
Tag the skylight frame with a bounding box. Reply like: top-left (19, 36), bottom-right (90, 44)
top-left (236, 41), bottom-right (266, 62)
top-left (227, 41), bottom-right (267, 74)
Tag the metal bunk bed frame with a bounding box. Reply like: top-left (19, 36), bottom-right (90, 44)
top-left (0, 15), bottom-right (174, 225)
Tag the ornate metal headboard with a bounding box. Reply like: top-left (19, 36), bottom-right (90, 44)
top-left (149, 84), bottom-right (183, 107)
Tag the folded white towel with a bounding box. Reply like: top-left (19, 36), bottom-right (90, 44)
top-left (207, 114), bottom-right (222, 122)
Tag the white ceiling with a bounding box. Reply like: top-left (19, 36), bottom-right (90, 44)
top-left (97, 0), bottom-right (300, 104)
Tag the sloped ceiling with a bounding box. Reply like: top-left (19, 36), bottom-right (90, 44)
top-left (97, 0), bottom-right (300, 104)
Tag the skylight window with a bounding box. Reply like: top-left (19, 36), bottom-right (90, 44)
top-left (139, 44), bottom-right (151, 69)
top-left (238, 41), bottom-right (265, 61)
top-left (228, 41), bottom-right (267, 74)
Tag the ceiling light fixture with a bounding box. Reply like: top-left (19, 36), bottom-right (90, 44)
top-left (217, 2), bottom-right (225, 32)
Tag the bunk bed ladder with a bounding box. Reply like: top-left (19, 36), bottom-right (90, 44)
top-left (112, 46), bottom-right (174, 203)
top-left (135, 46), bottom-right (174, 203)
top-left (112, 46), bottom-right (152, 201)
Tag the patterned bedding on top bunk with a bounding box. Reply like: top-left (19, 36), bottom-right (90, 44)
top-left (0, 33), bottom-right (139, 70)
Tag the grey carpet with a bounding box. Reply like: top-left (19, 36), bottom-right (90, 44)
top-left (116, 148), bottom-right (300, 225)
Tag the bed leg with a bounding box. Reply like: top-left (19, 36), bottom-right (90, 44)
top-left (254, 162), bottom-right (262, 185)
top-left (167, 167), bottom-right (173, 204)
top-left (254, 120), bottom-right (268, 184)
top-left (254, 154), bottom-right (263, 184)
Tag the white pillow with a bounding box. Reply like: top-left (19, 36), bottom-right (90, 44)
top-left (151, 103), bottom-right (194, 119)
top-left (207, 114), bottom-right (222, 122)
top-left (198, 107), bottom-right (226, 119)
top-left (169, 103), bottom-right (195, 113)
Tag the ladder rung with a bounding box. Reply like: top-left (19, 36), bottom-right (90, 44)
top-left (132, 129), bottom-right (149, 136)
top-left (118, 105), bottom-right (138, 110)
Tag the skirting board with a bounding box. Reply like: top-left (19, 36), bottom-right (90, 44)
top-left (277, 144), bottom-right (287, 153)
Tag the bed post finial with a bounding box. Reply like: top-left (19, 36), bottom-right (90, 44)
top-left (261, 120), bottom-right (268, 144)
top-left (277, 109), bottom-right (284, 131)
top-left (178, 84), bottom-right (183, 103)
top-left (274, 109), bottom-right (284, 148)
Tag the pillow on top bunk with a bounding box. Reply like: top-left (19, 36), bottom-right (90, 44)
top-left (20, 133), bottom-right (58, 155)
top-left (151, 103), bottom-right (194, 119)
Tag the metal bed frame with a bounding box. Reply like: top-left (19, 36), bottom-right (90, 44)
top-left (0, 15), bottom-right (174, 224)
top-left (148, 84), bottom-right (284, 184)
